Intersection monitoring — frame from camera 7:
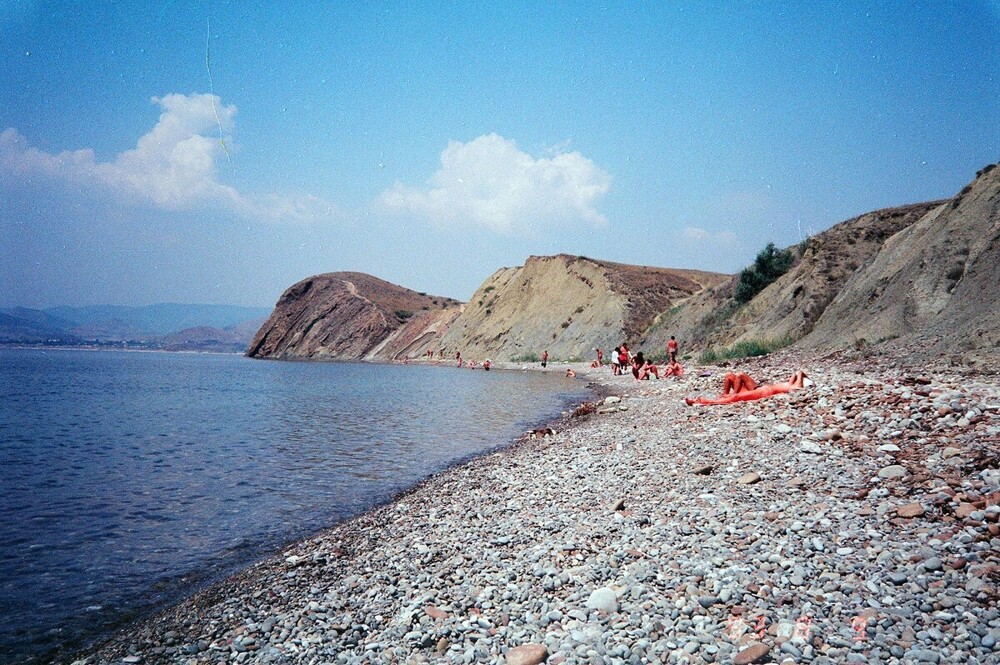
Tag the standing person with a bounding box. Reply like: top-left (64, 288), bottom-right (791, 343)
top-left (667, 336), bottom-right (679, 363)
top-left (610, 347), bottom-right (621, 375)
top-left (618, 345), bottom-right (629, 372)
top-left (541, 350), bottom-right (548, 368)
top-left (596, 348), bottom-right (604, 366)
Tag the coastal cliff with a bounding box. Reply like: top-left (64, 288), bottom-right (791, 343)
top-left (249, 164), bottom-right (999, 363)
top-left (246, 272), bottom-right (461, 360)
top-left (437, 254), bottom-right (726, 361)
top-left (802, 163), bottom-right (1000, 360)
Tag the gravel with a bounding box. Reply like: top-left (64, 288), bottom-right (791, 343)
top-left (74, 348), bottom-right (1000, 664)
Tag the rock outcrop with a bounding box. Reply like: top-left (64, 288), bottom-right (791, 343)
top-left (802, 162), bottom-right (1000, 359)
top-left (437, 255), bottom-right (726, 361)
top-left (645, 200), bottom-right (943, 352)
top-left (246, 272), bottom-right (461, 360)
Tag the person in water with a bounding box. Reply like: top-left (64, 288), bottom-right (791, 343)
top-left (566, 368), bottom-right (576, 377)
top-left (483, 359), bottom-right (491, 371)
top-left (685, 371), bottom-right (812, 406)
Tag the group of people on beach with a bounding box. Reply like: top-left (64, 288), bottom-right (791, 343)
top-left (591, 336), bottom-right (812, 406)
top-left (415, 338), bottom-right (813, 407)
top-left (593, 336), bottom-right (684, 382)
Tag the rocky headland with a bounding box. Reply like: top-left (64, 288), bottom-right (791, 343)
top-left (79, 344), bottom-right (1000, 665)
top-left (247, 162), bottom-right (999, 367)
top-left (246, 273), bottom-right (462, 361)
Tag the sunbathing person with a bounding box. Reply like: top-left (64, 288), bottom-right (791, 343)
top-left (663, 360), bottom-right (684, 377)
top-left (722, 371), bottom-right (758, 394)
top-left (685, 371), bottom-right (811, 406)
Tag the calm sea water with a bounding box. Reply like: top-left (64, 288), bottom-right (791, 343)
top-left (0, 349), bottom-right (587, 664)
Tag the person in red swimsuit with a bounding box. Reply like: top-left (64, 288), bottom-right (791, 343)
top-left (685, 371), bottom-right (811, 406)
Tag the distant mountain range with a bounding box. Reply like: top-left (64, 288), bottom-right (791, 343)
top-left (0, 303), bottom-right (271, 352)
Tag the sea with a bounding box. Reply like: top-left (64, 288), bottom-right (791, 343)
top-left (0, 349), bottom-right (589, 664)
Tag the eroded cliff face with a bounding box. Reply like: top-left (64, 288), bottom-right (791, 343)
top-left (803, 163), bottom-right (1000, 358)
top-left (437, 255), bottom-right (727, 361)
top-left (644, 200), bottom-right (943, 353)
top-left (246, 272), bottom-right (461, 360)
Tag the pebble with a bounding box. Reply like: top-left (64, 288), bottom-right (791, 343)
top-left (77, 350), bottom-right (1000, 665)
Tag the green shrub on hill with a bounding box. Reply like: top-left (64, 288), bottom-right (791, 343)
top-left (698, 335), bottom-right (795, 364)
top-left (733, 243), bottom-right (795, 304)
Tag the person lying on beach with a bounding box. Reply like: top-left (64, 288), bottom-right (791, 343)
top-left (685, 371), bottom-right (811, 406)
top-left (483, 360), bottom-right (491, 371)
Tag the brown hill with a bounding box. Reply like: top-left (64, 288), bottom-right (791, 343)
top-left (644, 200), bottom-right (943, 354)
top-left (437, 254), bottom-right (727, 361)
top-left (802, 163), bottom-right (1000, 360)
top-left (246, 272), bottom-right (461, 360)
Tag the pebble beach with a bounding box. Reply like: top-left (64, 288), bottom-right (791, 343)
top-left (77, 348), bottom-right (1000, 665)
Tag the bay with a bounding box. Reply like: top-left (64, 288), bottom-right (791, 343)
top-left (0, 349), bottom-right (586, 663)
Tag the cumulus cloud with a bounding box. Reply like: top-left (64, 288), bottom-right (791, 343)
top-left (0, 93), bottom-right (331, 223)
top-left (682, 226), bottom-right (739, 244)
top-left (376, 133), bottom-right (611, 235)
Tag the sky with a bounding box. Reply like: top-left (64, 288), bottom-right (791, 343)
top-left (1, 1), bottom-right (998, 308)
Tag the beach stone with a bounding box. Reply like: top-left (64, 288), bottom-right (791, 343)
top-left (505, 643), bottom-right (547, 665)
top-left (734, 642), bottom-right (771, 664)
top-left (800, 439), bottom-right (824, 454)
top-left (603, 396), bottom-right (621, 405)
top-left (897, 502), bottom-right (925, 518)
top-left (942, 447), bottom-right (962, 459)
top-left (923, 557), bottom-right (942, 572)
top-left (877, 444), bottom-right (901, 452)
top-left (693, 464), bottom-right (714, 475)
top-left (904, 648), bottom-right (941, 663)
top-left (738, 472), bottom-right (762, 485)
top-left (879, 465), bottom-right (907, 479)
top-left (425, 606), bottom-right (449, 620)
top-left (585, 587), bottom-right (619, 613)
top-left (956, 503), bottom-right (976, 518)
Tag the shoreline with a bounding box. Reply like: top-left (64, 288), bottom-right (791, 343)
top-left (76, 348), bottom-right (999, 664)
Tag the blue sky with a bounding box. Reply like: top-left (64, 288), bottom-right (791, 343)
top-left (2, 1), bottom-right (997, 308)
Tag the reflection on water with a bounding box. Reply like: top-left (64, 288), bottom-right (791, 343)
top-left (0, 349), bottom-right (586, 663)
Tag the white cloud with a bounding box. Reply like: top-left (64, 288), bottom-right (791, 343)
top-left (375, 133), bottom-right (611, 235)
top-left (682, 226), bottom-right (739, 244)
top-left (0, 93), bottom-right (332, 223)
